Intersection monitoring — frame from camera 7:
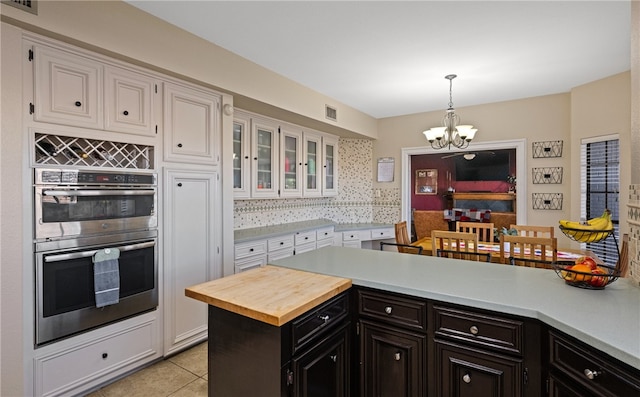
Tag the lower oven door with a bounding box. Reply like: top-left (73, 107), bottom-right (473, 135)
top-left (35, 237), bottom-right (158, 346)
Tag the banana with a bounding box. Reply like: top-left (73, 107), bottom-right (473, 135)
top-left (559, 210), bottom-right (613, 243)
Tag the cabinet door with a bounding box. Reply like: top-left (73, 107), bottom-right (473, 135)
top-left (360, 320), bottom-right (426, 397)
top-left (303, 131), bottom-right (322, 197)
top-left (250, 119), bottom-right (279, 198)
top-left (33, 45), bottom-right (103, 129)
top-left (280, 125), bottom-right (303, 198)
top-left (164, 82), bottom-right (220, 165)
top-left (232, 114), bottom-right (251, 198)
top-left (322, 135), bottom-right (339, 196)
top-left (291, 323), bottom-right (350, 397)
top-left (164, 170), bottom-right (220, 355)
top-left (105, 66), bottom-right (157, 136)
top-left (435, 339), bottom-right (521, 397)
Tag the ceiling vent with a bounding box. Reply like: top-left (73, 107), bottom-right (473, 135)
top-left (3, 0), bottom-right (37, 14)
top-left (325, 105), bottom-right (337, 122)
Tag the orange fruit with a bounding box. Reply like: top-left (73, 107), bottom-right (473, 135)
top-left (567, 264), bottom-right (593, 282)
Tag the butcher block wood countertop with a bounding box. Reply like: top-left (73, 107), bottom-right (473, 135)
top-left (185, 265), bottom-right (351, 326)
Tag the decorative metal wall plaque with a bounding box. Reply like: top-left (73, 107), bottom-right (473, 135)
top-left (532, 193), bottom-right (563, 210)
top-left (532, 140), bottom-right (563, 158)
top-left (532, 167), bottom-right (563, 184)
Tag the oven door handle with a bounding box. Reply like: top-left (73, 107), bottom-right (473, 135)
top-left (44, 241), bottom-right (156, 262)
top-left (43, 189), bottom-right (155, 197)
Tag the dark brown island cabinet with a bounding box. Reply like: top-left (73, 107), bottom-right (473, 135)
top-left (198, 283), bottom-right (640, 397)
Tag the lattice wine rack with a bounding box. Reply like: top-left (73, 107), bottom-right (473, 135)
top-left (34, 133), bottom-right (154, 169)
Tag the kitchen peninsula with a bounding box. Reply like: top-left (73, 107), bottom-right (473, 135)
top-left (187, 246), bottom-right (640, 396)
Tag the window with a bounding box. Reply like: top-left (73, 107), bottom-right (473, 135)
top-left (580, 136), bottom-right (619, 266)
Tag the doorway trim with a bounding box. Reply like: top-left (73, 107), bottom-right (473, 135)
top-left (400, 139), bottom-right (527, 225)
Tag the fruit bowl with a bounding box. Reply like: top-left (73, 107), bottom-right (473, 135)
top-left (551, 261), bottom-right (620, 289)
top-left (558, 225), bottom-right (613, 244)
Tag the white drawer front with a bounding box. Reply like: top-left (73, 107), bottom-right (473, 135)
top-left (342, 231), bottom-right (361, 241)
top-left (316, 226), bottom-right (335, 241)
top-left (343, 240), bottom-right (362, 248)
top-left (316, 238), bottom-right (335, 249)
top-left (295, 241), bottom-right (317, 255)
top-left (234, 254), bottom-right (267, 273)
top-left (295, 230), bottom-right (317, 246)
top-left (267, 235), bottom-right (294, 252)
top-left (268, 249), bottom-right (295, 262)
top-left (370, 228), bottom-right (394, 240)
top-left (235, 240), bottom-right (267, 260)
top-left (36, 319), bottom-right (157, 397)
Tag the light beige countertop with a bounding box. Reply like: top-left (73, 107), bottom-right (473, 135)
top-left (185, 265), bottom-right (351, 326)
top-left (271, 246), bottom-right (640, 370)
top-left (233, 220), bottom-right (394, 243)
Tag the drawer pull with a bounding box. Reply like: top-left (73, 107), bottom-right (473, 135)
top-left (102, 353), bottom-right (108, 359)
top-left (319, 314), bottom-right (330, 323)
top-left (462, 373), bottom-right (471, 383)
top-left (330, 354), bottom-right (337, 362)
top-left (470, 325), bottom-right (479, 335)
top-left (280, 241), bottom-right (284, 245)
top-left (584, 369), bottom-right (601, 380)
top-left (384, 306), bottom-right (393, 315)
top-left (394, 352), bottom-right (401, 361)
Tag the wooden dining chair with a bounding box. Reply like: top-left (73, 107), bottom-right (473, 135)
top-left (431, 230), bottom-right (490, 262)
top-left (456, 221), bottom-right (495, 243)
top-left (616, 233), bottom-right (629, 277)
top-left (392, 221), bottom-right (420, 254)
top-left (380, 241), bottom-right (423, 255)
top-left (500, 235), bottom-right (557, 268)
top-left (510, 224), bottom-right (554, 239)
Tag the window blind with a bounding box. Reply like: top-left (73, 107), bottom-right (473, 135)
top-left (580, 138), bottom-right (619, 266)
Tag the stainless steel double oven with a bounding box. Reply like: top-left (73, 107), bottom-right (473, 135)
top-left (34, 168), bottom-right (158, 346)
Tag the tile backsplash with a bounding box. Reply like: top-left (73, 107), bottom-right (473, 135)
top-left (234, 138), bottom-right (401, 229)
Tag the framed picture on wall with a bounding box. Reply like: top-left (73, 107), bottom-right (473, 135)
top-left (415, 169), bottom-right (437, 195)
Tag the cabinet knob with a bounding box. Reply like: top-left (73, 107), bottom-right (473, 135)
top-left (177, 183), bottom-right (182, 187)
top-left (470, 325), bottom-right (479, 335)
top-left (280, 241), bottom-right (284, 245)
top-left (245, 156), bottom-right (249, 159)
top-left (177, 143), bottom-right (183, 148)
top-left (319, 314), bottom-right (330, 323)
top-left (102, 353), bottom-right (108, 359)
top-left (75, 101), bottom-right (82, 107)
top-left (394, 352), bottom-right (401, 361)
top-left (254, 157), bottom-right (258, 160)
top-left (584, 369), bottom-right (600, 380)
top-left (462, 373), bottom-right (471, 383)
top-left (123, 110), bottom-right (129, 116)
top-left (384, 306), bottom-right (392, 315)
top-left (330, 354), bottom-right (337, 362)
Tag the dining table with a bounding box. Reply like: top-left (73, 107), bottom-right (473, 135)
top-left (411, 236), bottom-right (598, 264)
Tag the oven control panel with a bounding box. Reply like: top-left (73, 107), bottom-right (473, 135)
top-left (36, 169), bottom-right (156, 186)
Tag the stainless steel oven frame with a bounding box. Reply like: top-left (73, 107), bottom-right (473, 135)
top-left (34, 230), bottom-right (158, 346)
top-left (34, 168), bottom-right (157, 242)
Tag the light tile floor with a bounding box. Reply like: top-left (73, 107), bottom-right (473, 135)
top-left (86, 341), bottom-right (208, 397)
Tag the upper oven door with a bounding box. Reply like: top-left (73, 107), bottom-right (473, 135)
top-left (34, 186), bottom-right (157, 241)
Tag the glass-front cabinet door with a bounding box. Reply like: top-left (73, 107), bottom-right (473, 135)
top-left (280, 125), bottom-right (302, 197)
top-left (303, 131), bottom-right (322, 197)
top-left (322, 135), bottom-right (339, 196)
top-left (232, 114), bottom-right (250, 198)
top-left (251, 119), bottom-right (279, 198)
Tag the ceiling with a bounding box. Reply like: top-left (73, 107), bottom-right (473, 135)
top-left (126, 1), bottom-right (631, 119)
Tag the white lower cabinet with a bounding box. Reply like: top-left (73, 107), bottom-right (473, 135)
top-left (316, 226), bottom-right (336, 248)
top-left (164, 169), bottom-right (220, 355)
top-left (33, 314), bottom-right (159, 397)
top-left (234, 240), bottom-right (267, 273)
top-left (341, 231), bottom-right (362, 248)
top-left (267, 235), bottom-right (294, 262)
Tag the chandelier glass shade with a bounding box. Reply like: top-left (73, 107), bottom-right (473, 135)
top-left (423, 74), bottom-right (477, 150)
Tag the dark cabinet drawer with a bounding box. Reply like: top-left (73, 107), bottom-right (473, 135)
top-left (433, 304), bottom-right (524, 356)
top-left (358, 289), bottom-right (427, 331)
top-left (548, 330), bottom-right (640, 397)
top-left (291, 292), bottom-right (349, 354)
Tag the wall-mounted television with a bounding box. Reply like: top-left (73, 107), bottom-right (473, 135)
top-left (454, 150), bottom-right (512, 181)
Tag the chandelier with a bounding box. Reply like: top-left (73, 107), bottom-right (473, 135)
top-left (423, 74), bottom-right (477, 150)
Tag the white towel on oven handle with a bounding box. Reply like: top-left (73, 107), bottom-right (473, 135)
top-left (93, 248), bottom-right (120, 308)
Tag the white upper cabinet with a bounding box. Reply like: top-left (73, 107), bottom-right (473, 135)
top-left (322, 134), bottom-right (339, 196)
top-left (279, 124), bottom-right (303, 198)
top-left (33, 44), bottom-right (104, 130)
top-left (163, 82), bottom-right (220, 165)
top-left (105, 66), bottom-right (157, 136)
top-left (250, 117), bottom-right (279, 198)
top-left (303, 130), bottom-right (322, 197)
top-left (233, 113), bottom-right (251, 198)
